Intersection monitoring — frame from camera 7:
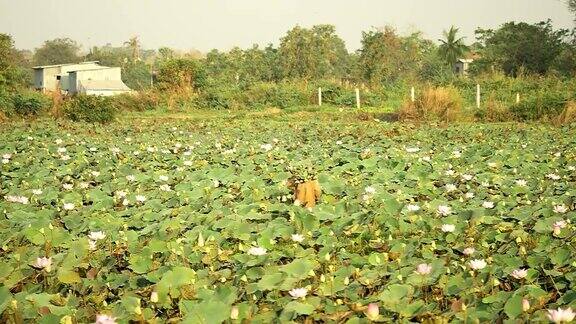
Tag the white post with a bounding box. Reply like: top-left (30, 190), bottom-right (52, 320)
top-left (318, 87), bottom-right (322, 106)
top-left (355, 88), bottom-right (360, 109)
top-left (516, 93), bottom-right (520, 104)
top-left (476, 84), bottom-right (481, 109)
top-left (411, 86), bottom-right (415, 103)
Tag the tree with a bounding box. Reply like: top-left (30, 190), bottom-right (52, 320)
top-left (357, 26), bottom-right (432, 84)
top-left (475, 20), bottom-right (569, 76)
top-left (278, 25), bottom-right (349, 80)
top-left (0, 33), bottom-right (29, 88)
top-left (124, 36), bottom-right (141, 61)
top-left (33, 38), bottom-right (80, 65)
top-left (155, 58), bottom-right (206, 90)
top-left (438, 26), bottom-right (469, 66)
top-left (568, 0), bottom-right (576, 22)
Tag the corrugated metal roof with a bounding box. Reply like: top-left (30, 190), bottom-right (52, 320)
top-left (79, 80), bottom-right (132, 91)
top-left (68, 66), bottom-right (119, 73)
top-left (32, 61), bottom-right (100, 69)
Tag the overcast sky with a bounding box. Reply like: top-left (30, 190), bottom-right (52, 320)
top-left (0, 0), bottom-right (573, 53)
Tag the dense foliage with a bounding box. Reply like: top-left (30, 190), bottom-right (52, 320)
top-left (63, 95), bottom-right (116, 123)
top-left (0, 114), bottom-right (575, 322)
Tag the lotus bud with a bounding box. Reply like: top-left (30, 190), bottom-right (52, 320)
top-left (230, 306), bottom-right (239, 320)
top-left (344, 277), bottom-right (350, 285)
top-left (240, 275), bottom-right (248, 282)
top-left (198, 233), bottom-right (205, 247)
top-left (522, 299), bottom-right (530, 312)
top-left (320, 274), bottom-right (326, 282)
top-left (366, 303), bottom-right (379, 320)
top-left (324, 253), bottom-right (331, 261)
top-left (150, 291), bottom-right (159, 303)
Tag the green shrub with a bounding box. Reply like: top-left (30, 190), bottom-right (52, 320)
top-left (63, 95), bottom-right (116, 123)
top-left (12, 91), bottom-right (50, 116)
top-left (112, 92), bottom-right (159, 111)
top-left (0, 89), bottom-right (14, 116)
top-left (509, 91), bottom-right (568, 121)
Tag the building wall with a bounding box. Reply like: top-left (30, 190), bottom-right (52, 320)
top-left (85, 89), bottom-right (128, 96)
top-left (33, 62), bottom-right (102, 92)
top-left (69, 68), bottom-right (123, 94)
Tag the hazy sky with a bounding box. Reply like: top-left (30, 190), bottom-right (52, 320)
top-left (0, 0), bottom-right (573, 53)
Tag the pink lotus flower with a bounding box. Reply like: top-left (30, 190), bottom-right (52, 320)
top-left (463, 247), bottom-right (475, 256)
top-left (547, 307), bottom-right (575, 323)
top-left (415, 263), bottom-right (432, 275)
top-left (469, 259), bottom-right (487, 270)
top-left (288, 287), bottom-right (308, 299)
top-left (366, 303), bottom-right (379, 320)
top-left (553, 220), bottom-right (568, 235)
top-left (510, 268), bottom-right (528, 279)
top-left (95, 314), bottom-right (117, 324)
top-left (34, 257), bottom-right (52, 272)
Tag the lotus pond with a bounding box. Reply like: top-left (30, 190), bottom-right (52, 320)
top-left (0, 113), bottom-right (575, 323)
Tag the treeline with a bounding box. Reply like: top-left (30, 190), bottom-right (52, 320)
top-left (1, 19), bottom-right (576, 122)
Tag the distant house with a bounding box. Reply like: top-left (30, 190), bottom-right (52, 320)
top-left (33, 61), bottom-right (132, 96)
top-left (454, 58), bottom-right (474, 76)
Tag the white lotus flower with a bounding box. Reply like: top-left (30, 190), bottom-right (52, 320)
top-left (159, 175), bottom-right (169, 182)
top-left (482, 201), bottom-right (495, 209)
top-left (415, 263), bottom-right (432, 275)
top-left (445, 170), bottom-right (455, 176)
top-left (547, 308), bottom-right (575, 323)
top-left (63, 183), bottom-right (73, 191)
top-left (247, 246), bottom-right (267, 256)
top-left (461, 174), bottom-right (473, 181)
top-left (95, 314), bottom-right (118, 324)
top-left (364, 186), bottom-right (376, 194)
top-left (453, 150), bottom-right (462, 158)
top-left (88, 231), bottom-right (106, 241)
top-left (1, 158), bottom-right (8, 164)
top-left (184, 160), bottom-right (193, 166)
top-left (463, 247), bottom-right (475, 256)
top-left (441, 224), bottom-right (455, 233)
top-left (469, 259), bottom-right (487, 270)
top-left (465, 192), bottom-right (475, 199)
top-left (510, 268), bottom-right (528, 279)
top-left (55, 139), bottom-right (63, 145)
top-left (126, 175), bottom-right (136, 182)
top-left (159, 184), bottom-right (171, 192)
top-left (57, 147), bottom-right (67, 153)
top-left (421, 156), bottom-right (431, 162)
top-left (407, 204), bottom-right (420, 212)
top-left (291, 234), bottom-right (304, 242)
top-left (116, 191), bottom-right (127, 198)
top-left (60, 155), bottom-right (71, 161)
top-left (260, 143), bottom-right (273, 152)
top-left (437, 205), bottom-right (452, 216)
top-left (405, 147), bottom-right (420, 153)
top-left (184, 151), bottom-right (192, 156)
top-left (91, 171), bottom-right (100, 177)
top-left (445, 184), bottom-right (457, 192)
top-left (88, 240), bottom-right (97, 251)
top-left (336, 140), bottom-right (343, 145)
top-left (547, 173), bottom-right (561, 181)
top-left (89, 147), bottom-right (98, 152)
top-left (2, 153), bottom-right (12, 160)
top-left (32, 189), bottom-right (43, 195)
top-left (136, 195), bottom-right (146, 203)
top-left (79, 182), bottom-right (89, 189)
top-left (569, 166), bottom-right (576, 171)
top-left (516, 179), bottom-right (528, 187)
top-left (5, 195), bottom-right (29, 204)
top-left (288, 287), bottom-right (308, 299)
top-left (553, 204), bottom-right (568, 214)
top-left (488, 162), bottom-right (497, 168)
top-left (63, 203), bottom-right (75, 210)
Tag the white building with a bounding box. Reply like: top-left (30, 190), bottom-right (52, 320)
top-left (33, 62), bottom-right (132, 96)
top-left (454, 59), bottom-right (474, 76)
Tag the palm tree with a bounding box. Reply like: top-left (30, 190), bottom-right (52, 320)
top-left (124, 36), bottom-right (140, 61)
top-left (438, 26), bottom-right (469, 66)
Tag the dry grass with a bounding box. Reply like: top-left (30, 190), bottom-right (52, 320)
top-left (399, 86), bottom-right (463, 123)
top-left (49, 91), bottom-right (63, 118)
top-left (482, 95), bottom-right (514, 122)
top-left (554, 101), bottom-right (576, 126)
